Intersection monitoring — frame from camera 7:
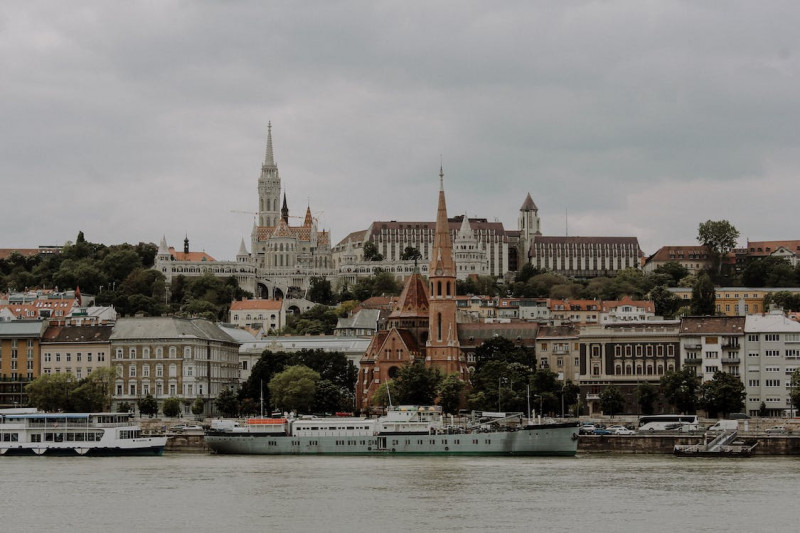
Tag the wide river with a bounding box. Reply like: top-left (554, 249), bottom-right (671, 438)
top-left (2, 453), bottom-right (798, 532)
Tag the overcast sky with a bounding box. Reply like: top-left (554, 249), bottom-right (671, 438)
top-left (2, 1), bottom-right (798, 260)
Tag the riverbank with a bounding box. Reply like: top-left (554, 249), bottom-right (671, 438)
top-left (579, 433), bottom-right (800, 455)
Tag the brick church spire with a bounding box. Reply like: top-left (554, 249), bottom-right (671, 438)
top-left (426, 166), bottom-right (467, 377)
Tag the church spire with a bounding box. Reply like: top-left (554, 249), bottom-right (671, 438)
top-left (264, 121), bottom-right (275, 167)
top-left (430, 167), bottom-right (456, 277)
top-left (281, 192), bottom-right (289, 223)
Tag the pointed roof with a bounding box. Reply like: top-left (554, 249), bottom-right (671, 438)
top-left (429, 166), bottom-right (456, 277)
top-left (238, 238), bottom-right (248, 256)
top-left (271, 218), bottom-right (293, 238)
top-left (389, 272), bottom-right (430, 319)
top-left (456, 214), bottom-right (473, 240)
top-left (158, 236), bottom-right (169, 254)
top-left (520, 192), bottom-right (537, 211)
top-left (264, 121), bottom-right (275, 167)
top-left (304, 206), bottom-right (314, 227)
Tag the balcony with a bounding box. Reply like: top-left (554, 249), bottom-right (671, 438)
top-left (722, 342), bottom-right (741, 351)
top-left (684, 357), bottom-right (702, 364)
top-left (721, 357), bottom-right (740, 365)
top-left (684, 343), bottom-right (702, 350)
top-left (586, 394), bottom-right (600, 401)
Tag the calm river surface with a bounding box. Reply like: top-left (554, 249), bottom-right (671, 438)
top-left (3, 453), bottom-right (798, 532)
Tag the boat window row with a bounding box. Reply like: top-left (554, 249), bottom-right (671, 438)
top-left (1, 433), bottom-right (20, 442)
top-left (334, 440), bottom-right (375, 446)
top-left (119, 430), bottom-right (142, 439)
top-left (35, 432), bottom-right (104, 442)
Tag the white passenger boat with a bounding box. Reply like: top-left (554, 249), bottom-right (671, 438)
top-left (205, 405), bottom-right (579, 456)
top-left (0, 409), bottom-right (167, 456)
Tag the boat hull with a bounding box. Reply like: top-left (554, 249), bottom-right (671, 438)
top-left (0, 438), bottom-right (167, 457)
top-left (205, 423), bottom-right (579, 457)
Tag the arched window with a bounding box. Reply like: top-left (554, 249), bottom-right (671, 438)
top-left (437, 312), bottom-right (442, 341)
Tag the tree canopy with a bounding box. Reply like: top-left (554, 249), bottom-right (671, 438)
top-left (699, 371), bottom-right (746, 418)
top-left (269, 365), bottom-right (320, 413)
top-left (660, 367), bottom-right (702, 414)
top-left (697, 219), bottom-right (739, 277)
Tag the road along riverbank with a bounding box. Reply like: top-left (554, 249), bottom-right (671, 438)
top-left (578, 434), bottom-right (800, 455)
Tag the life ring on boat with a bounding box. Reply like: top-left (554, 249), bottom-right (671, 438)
top-left (367, 447), bottom-right (371, 451)
top-left (391, 448), bottom-right (396, 453)
top-left (445, 447), bottom-right (449, 451)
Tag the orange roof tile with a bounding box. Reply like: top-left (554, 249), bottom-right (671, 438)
top-left (167, 247), bottom-right (216, 262)
top-left (230, 299), bottom-right (282, 311)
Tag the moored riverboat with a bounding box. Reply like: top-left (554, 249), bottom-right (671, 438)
top-left (0, 409), bottom-right (167, 456)
top-left (205, 405), bottom-right (579, 456)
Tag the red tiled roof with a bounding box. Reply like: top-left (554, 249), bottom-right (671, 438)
top-left (679, 316), bottom-right (746, 334)
top-left (647, 245), bottom-right (711, 263)
top-left (230, 299), bottom-right (282, 311)
top-left (168, 247), bottom-right (216, 262)
top-left (0, 248), bottom-right (42, 260)
top-left (390, 273), bottom-right (429, 318)
top-left (746, 240), bottom-right (800, 257)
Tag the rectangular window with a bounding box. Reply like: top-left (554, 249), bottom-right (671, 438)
top-left (748, 334), bottom-right (759, 342)
top-left (76, 353), bottom-right (81, 362)
top-left (765, 334), bottom-right (780, 342)
top-left (705, 366), bottom-right (719, 373)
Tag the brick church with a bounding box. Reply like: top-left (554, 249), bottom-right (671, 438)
top-left (356, 168), bottom-right (469, 410)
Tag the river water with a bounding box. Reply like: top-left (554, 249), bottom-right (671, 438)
top-left (2, 453), bottom-right (798, 532)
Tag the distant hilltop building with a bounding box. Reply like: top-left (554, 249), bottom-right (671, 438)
top-left (155, 123), bottom-right (333, 299)
top-left (332, 193), bottom-right (542, 284)
top-left (528, 236), bottom-right (642, 278)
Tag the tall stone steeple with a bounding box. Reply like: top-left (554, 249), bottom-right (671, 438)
top-left (258, 122), bottom-right (281, 227)
top-left (426, 166), bottom-right (467, 377)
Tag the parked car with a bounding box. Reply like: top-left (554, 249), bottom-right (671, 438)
top-left (593, 427), bottom-right (612, 435)
top-left (765, 426), bottom-right (787, 434)
top-left (606, 425), bottom-right (627, 433)
top-left (579, 423), bottom-right (596, 435)
top-left (612, 427), bottom-right (635, 435)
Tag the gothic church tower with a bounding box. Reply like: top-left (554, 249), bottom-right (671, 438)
top-left (258, 122), bottom-right (281, 228)
top-left (427, 167), bottom-right (468, 378)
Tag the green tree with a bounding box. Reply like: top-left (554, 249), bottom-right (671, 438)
top-left (362, 241), bottom-right (383, 261)
top-left (370, 380), bottom-right (398, 408)
top-left (697, 219), bottom-right (740, 277)
top-left (660, 368), bottom-right (701, 414)
top-left (307, 276), bottom-right (335, 305)
top-left (313, 379), bottom-right (345, 414)
top-left (474, 336), bottom-right (535, 371)
top-left (699, 371), bottom-right (746, 418)
top-left (394, 361), bottom-right (442, 405)
top-left (789, 369), bottom-right (800, 415)
top-left (25, 373), bottom-right (77, 412)
top-left (763, 291), bottom-right (800, 313)
top-left (71, 367), bottom-right (117, 412)
top-left (269, 365), bottom-right (320, 413)
top-left (654, 261), bottom-right (690, 286)
top-left (283, 305), bottom-right (339, 335)
top-left (742, 256), bottom-right (798, 288)
top-left (636, 382), bottom-right (658, 415)
top-left (215, 387), bottom-right (240, 417)
top-left (439, 374), bottom-right (466, 415)
top-left (162, 397), bottom-right (182, 418)
top-left (690, 272), bottom-right (716, 315)
top-left (400, 246), bottom-right (422, 261)
top-left (650, 285), bottom-right (684, 319)
top-left (191, 397), bottom-right (206, 417)
top-left (138, 394), bottom-right (159, 417)
top-left (117, 401), bottom-right (132, 413)
top-left (599, 385), bottom-right (626, 417)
